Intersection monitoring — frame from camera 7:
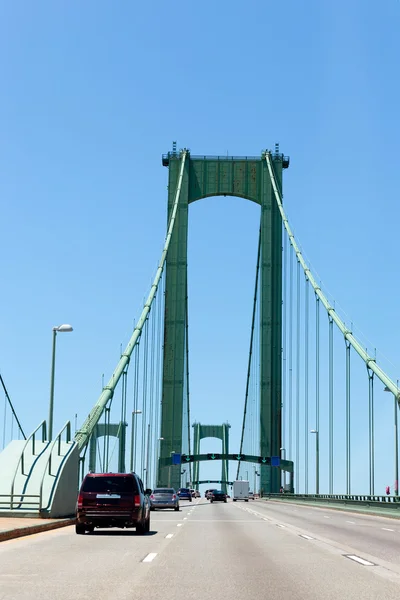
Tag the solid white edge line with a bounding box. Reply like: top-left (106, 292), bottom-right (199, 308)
top-left (382, 528), bottom-right (394, 531)
top-left (166, 534), bottom-right (173, 539)
top-left (276, 524), bottom-right (285, 528)
top-left (142, 553), bottom-right (157, 563)
top-left (299, 534), bottom-right (314, 540)
top-left (345, 555), bottom-right (375, 566)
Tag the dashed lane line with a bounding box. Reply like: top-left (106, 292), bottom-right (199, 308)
top-left (142, 553), bottom-right (157, 563)
top-left (166, 534), bottom-right (174, 539)
top-left (344, 555), bottom-right (375, 567)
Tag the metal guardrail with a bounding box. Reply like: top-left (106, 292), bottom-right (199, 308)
top-left (0, 493), bottom-right (41, 510)
top-left (263, 493), bottom-right (400, 510)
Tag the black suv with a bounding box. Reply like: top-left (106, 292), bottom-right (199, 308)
top-left (75, 472), bottom-right (151, 535)
top-left (210, 490), bottom-right (227, 503)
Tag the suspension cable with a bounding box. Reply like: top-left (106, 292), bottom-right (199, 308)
top-left (265, 152), bottom-right (400, 402)
top-left (75, 150), bottom-right (188, 450)
top-left (0, 374), bottom-right (26, 439)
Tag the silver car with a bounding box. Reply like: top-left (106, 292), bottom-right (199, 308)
top-left (149, 488), bottom-right (179, 511)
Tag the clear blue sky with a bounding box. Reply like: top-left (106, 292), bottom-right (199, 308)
top-left (1, 1), bottom-right (399, 494)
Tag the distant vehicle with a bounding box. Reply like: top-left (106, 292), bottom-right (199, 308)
top-left (210, 490), bottom-right (227, 503)
top-left (75, 472), bottom-right (151, 534)
top-left (191, 489), bottom-right (200, 498)
top-left (206, 489), bottom-right (218, 500)
top-left (150, 488), bottom-right (179, 511)
top-left (232, 480), bottom-right (249, 502)
top-left (248, 492), bottom-right (255, 500)
top-left (177, 488), bottom-right (192, 501)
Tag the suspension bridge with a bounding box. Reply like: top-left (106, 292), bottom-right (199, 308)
top-left (1, 143), bottom-right (399, 517)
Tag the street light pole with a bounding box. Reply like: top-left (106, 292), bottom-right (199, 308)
top-left (48, 324), bottom-right (73, 441)
top-left (310, 430), bottom-right (319, 494)
top-left (130, 410), bottom-right (142, 472)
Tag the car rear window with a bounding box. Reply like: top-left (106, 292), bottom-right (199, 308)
top-left (82, 476), bottom-right (138, 494)
top-left (154, 488), bottom-right (175, 494)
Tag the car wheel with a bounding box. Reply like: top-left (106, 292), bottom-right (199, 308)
top-left (224, 499), bottom-right (227, 503)
top-left (233, 499), bottom-right (236, 502)
top-left (150, 507), bottom-right (155, 511)
top-left (145, 516), bottom-right (150, 533)
top-left (245, 499), bottom-right (249, 502)
top-left (75, 523), bottom-right (86, 535)
top-left (210, 499), bottom-right (213, 503)
top-left (174, 506), bottom-right (179, 511)
top-left (86, 525), bottom-right (94, 533)
top-left (136, 519), bottom-right (146, 535)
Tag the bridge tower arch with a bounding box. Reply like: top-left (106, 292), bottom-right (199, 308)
top-left (192, 422), bottom-right (230, 493)
top-left (88, 422), bottom-right (127, 474)
top-left (158, 145), bottom-right (289, 493)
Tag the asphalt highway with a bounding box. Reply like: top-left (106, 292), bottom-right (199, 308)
top-left (1, 498), bottom-right (400, 600)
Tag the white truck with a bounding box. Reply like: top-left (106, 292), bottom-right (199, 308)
top-left (232, 480), bottom-right (249, 502)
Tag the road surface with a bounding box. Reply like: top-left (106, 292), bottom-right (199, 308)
top-left (1, 498), bottom-right (400, 599)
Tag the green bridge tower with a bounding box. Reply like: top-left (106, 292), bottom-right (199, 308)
top-left (158, 145), bottom-right (289, 493)
top-left (192, 422), bottom-right (230, 494)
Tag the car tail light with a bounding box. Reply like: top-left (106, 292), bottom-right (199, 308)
top-left (134, 494), bottom-right (141, 506)
top-left (172, 494), bottom-right (176, 499)
top-left (77, 493), bottom-right (83, 509)
top-left (150, 494), bottom-right (155, 500)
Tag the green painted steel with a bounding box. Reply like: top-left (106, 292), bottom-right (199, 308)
top-left (192, 423), bottom-right (230, 493)
top-left (158, 154), bottom-right (190, 489)
top-left (159, 148), bottom-right (289, 494)
top-left (160, 452), bottom-right (294, 474)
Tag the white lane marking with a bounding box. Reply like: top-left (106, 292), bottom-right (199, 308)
top-left (299, 534), bottom-right (314, 540)
top-left (276, 524), bottom-right (286, 528)
top-left (346, 521), bottom-right (355, 524)
top-left (324, 516), bottom-right (330, 519)
top-left (263, 518), bottom-right (269, 521)
top-left (166, 534), bottom-right (174, 539)
top-left (183, 517), bottom-right (187, 520)
top-left (345, 555), bottom-right (375, 566)
top-left (142, 553), bottom-right (157, 563)
top-left (382, 528), bottom-right (394, 532)
top-left (177, 523), bottom-right (183, 527)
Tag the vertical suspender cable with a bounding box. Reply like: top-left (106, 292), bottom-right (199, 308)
top-left (329, 316), bottom-right (334, 494)
top-left (237, 226), bottom-right (261, 479)
top-left (133, 340), bottom-right (141, 472)
top-left (296, 259), bottom-right (300, 492)
top-left (368, 367), bottom-right (375, 495)
top-left (315, 295), bottom-right (320, 494)
top-left (304, 277), bottom-right (309, 494)
top-left (185, 278), bottom-right (192, 484)
top-left (346, 340), bottom-right (351, 494)
top-left (141, 319), bottom-right (149, 479)
top-left (282, 226), bottom-right (287, 489)
top-left (289, 248), bottom-right (293, 464)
